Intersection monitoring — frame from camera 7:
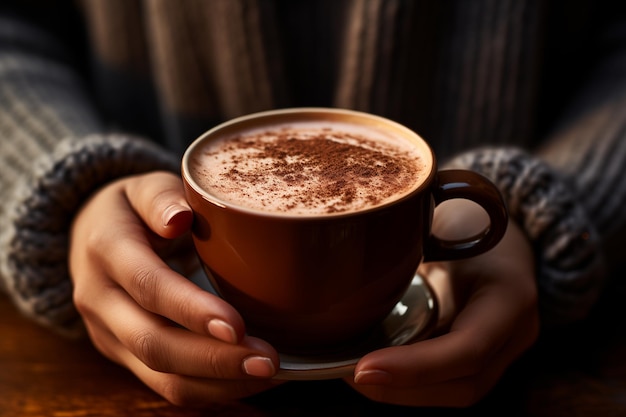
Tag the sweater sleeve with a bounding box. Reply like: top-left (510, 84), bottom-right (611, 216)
top-left (442, 6), bottom-right (626, 327)
top-left (442, 147), bottom-right (607, 327)
top-left (0, 10), bottom-right (178, 336)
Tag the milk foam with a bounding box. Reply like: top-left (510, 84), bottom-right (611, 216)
top-left (190, 121), bottom-right (428, 215)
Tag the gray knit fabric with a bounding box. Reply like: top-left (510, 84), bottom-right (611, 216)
top-left (0, 135), bottom-right (178, 337)
top-left (0, 10), bottom-right (178, 335)
top-left (444, 148), bottom-right (606, 326)
top-left (0, 0), bottom-right (624, 335)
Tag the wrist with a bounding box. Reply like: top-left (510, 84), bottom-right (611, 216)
top-left (0, 134), bottom-right (178, 337)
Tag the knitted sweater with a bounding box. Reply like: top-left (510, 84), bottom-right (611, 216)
top-left (0, 0), bottom-right (624, 337)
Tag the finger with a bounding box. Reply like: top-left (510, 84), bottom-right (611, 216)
top-left (88, 284), bottom-right (279, 379)
top-left (107, 239), bottom-right (248, 343)
top-left (121, 350), bottom-right (284, 406)
top-left (81, 303), bottom-right (282, 406)
top-left (124, 171), bottom-right (193, 239)
top-left (123, 260), bottom-right (245, 344)
top-left (347, 316), bottom-right (538, 407)
top-left (355, 221), bottom-right (538, 387)
top-left (348, 343), bottom-right (510, 407)
top-left (85, 184), bottom-right (247, 343)
top-left (354, 278), bottom-right (534, 387)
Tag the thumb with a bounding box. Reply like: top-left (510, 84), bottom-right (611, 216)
top-left (124, 171), bottom-right (193, 239)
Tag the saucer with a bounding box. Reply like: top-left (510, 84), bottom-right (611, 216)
top-left (189, 271), bottom-right (438, 381)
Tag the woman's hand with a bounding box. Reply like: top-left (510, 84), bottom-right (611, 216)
top-left (69, 171), bottom-right (282, 406)
top-left (346, 200), bottom-right (540, 407)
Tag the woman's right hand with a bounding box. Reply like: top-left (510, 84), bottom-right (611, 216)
top-left (69, 171), bottom-right (283, 406)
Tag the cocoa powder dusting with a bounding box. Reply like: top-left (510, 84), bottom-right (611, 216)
top-left (203, 128), bottom-right (422, 214)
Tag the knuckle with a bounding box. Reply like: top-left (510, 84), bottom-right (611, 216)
top-left (72, 286), bottom-right (91, 316)
top-left (129, 328), bottom-right (168, 372)
top-left (170, 294), bottom-right (195, 330)
top-left (201, 346), bottom-right (230, 379)
top-left (159, 376), bottom-right (196, 407)
top-left (86, 327), bottom-right (119, 365)
top-left (83, 225), bottom-right (116, 259)
top-left (130, 266), bottom-right (161, 309)
top-left (159, 377), bottom-right (272, 406)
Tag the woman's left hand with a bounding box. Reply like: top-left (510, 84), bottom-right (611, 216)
top-left (346, 201), bottom-right (540, 407)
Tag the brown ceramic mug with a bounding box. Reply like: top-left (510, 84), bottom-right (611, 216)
top-left (182, 108), bottom-right (508, 354)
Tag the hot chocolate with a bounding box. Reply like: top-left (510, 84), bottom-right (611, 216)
top-left (189, 121), bottom-right (428, 215)
top-left (181, 108), bottom-right (507, 355)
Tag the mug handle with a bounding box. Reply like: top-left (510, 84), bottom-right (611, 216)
top-left (423, 170), bottom-right (509, 262)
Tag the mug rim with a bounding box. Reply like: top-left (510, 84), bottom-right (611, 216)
top-left (181, 107), bottom-right (436, 219)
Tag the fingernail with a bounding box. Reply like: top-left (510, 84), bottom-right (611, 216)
top-left (207, 319), bottom-right (238, 344)
top-left (242, 356), bottom-right (276, 378)
top-left (354, 369), bottom-right (392, 385)
top-left (162, 204), bottom-right (190, 227)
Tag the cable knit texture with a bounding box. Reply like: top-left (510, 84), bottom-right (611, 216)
top-left (0, 135), bottom-right (178, 337)
top-left (443, 148), bottom-right (606, 326)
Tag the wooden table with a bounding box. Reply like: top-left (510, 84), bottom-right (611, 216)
top-left (2, 275), bottom-right (626, 417)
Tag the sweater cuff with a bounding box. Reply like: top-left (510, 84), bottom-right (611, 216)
top-left (0, 134), bottom-right (179, 337)
top-left (442, 147), bottom-right (607, 327)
